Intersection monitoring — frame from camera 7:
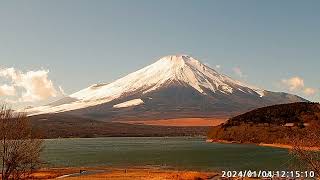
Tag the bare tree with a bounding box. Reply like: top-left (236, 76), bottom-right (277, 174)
top-left (0, 105), bottom-right (43, 180)
top-left (290, 122), bottom-right (320, 176)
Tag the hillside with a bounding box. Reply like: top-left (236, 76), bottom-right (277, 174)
top-left (226, 102), bottom-right (319, 126)
top-left (207, 102), bottom-right (320, 145)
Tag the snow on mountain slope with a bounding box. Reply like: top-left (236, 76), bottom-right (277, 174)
top-left (113, 99), bottom-right (144, 108)
top-left (71, 55), bottom-right (263, 100)
top-left (28, 55), bottom-right (280, 115)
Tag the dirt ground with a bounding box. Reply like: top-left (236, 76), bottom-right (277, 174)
top-left (30, 167), bottom-right (219, 180)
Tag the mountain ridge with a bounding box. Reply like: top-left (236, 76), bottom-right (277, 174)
top-left (27, 55), bottom-right (307, 121)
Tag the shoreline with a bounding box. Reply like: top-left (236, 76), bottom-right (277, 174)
top-left (258, 143), bottom-right (320, 151)
top-left (31, 167), bottom-right (220, 180)
top-left (206, 139), bottom-right (320, 151)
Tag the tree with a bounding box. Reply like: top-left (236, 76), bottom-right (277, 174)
top-left (290, 122), bottom-right (320, 176)
top-left (0, 105), bottom-right (43, 180)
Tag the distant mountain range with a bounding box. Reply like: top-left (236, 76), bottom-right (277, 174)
top-left (28, 55), bottom-right (307, 122)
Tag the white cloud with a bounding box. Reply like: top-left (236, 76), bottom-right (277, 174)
top-left (215, 65), bottom-right (221, 69)
top-left (19, 70), bottom-right (57, 102)
top-left (281, 77), bottom-right (304, 91)
top-left (0, 67), bottom-right (62, 102)
top-left (281, 76), bottom-right (317, 97)
top-left (303, 87), bottom-right (317, 96)
top-left (232, 67), bottom-right (246, 78)
top-left (0, 84), bottom-right (16, 96)
top-left (0, 68), bottom-right (20, 81)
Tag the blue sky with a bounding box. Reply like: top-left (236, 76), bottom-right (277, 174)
top-left (0, 0), bottom-right (319, 107)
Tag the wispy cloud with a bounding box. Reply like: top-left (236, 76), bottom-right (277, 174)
top-left (303, 87), bottom-right (317, 96)
top-left (232, 67), bottom-right (246, 78)
top-left (204, 62), bottom-right (221, 71)
top-left (3, 98), bottom-right (17, 104)
top-left (59, 86), bottom-right (66, 96)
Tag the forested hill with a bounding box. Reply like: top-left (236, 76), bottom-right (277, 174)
top-left (207, 102), bottom-right (320, 145)
top-left (225, 102), bottom-right (319, 126)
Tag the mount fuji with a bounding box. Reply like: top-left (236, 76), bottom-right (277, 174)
top-left (28, 55), bottom-right (307, 122)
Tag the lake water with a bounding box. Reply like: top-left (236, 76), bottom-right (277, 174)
top-left (42, 137), bottom-right (294, 171)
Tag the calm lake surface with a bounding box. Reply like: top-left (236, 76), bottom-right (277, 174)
top-left (42, 137), bottom-right (293, 171)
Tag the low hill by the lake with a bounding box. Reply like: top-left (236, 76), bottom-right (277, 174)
top-left (207, 102), bottom-right (320, 145)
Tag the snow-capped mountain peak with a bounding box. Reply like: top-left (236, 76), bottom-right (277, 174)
top-left (29, 54), bottom-right (304, 116)
top-left (71, 55), bottom-right (262, 101)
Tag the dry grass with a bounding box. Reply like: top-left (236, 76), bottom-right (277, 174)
top-left (119, 118), bottom-right (227, 127)
top-left (29, 168), bottom-right (218, 180)
top-left (28, 168), bottom-right (79, 179)
top-left (62, 169), bottom-right (217, 180)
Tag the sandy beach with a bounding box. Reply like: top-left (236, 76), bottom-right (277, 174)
top-left (206, 139), bottom-right (320, 151)
top-left (258, 143), bottom-right (320, 151)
